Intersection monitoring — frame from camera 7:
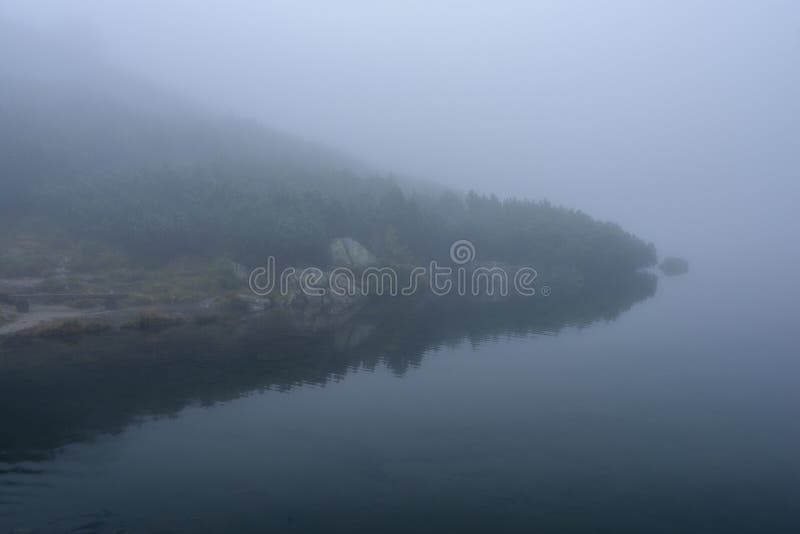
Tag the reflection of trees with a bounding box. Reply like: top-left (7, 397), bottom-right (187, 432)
top-left (0, 273), bottom-right (655, 463)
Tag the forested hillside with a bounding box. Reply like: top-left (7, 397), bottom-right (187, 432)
top-left (0, 21), bottom-right (656, 278)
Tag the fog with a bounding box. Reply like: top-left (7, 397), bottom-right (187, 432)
top-left (5, 4), bottom-right (800, 531)
top-left (3, 0), bottom-right (799, 272)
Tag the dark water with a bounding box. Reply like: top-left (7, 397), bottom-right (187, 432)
top-left (1, 269), bottom-right (798, 533)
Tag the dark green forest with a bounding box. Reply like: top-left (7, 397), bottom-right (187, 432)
top-left (0, 23), bottom-right (656, 280)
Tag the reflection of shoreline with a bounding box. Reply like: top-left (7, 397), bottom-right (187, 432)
top-left (0, 273), bottom-right (656, 463)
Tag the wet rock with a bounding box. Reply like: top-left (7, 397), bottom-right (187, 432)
top-left (329, 238), bottom-right (377, 269)
top-left (235, 293), bottom-right (272, 313)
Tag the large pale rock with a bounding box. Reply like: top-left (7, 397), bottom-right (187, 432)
top-left (329, 238), bottom-right (377, 269)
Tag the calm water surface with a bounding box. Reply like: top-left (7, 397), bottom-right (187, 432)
top-left (1, 267), bottom-right (798, 533)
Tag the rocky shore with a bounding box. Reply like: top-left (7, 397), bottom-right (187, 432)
top-left (0, 237), bottom-right (594, 342)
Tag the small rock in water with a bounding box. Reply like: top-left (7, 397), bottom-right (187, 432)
top-left (659, 256), bottom-right (689, 276)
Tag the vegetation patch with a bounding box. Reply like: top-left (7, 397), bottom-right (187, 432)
top-left (123, 310), bottom-right (186, 331)
top-left (0, 311), bottom-right (13, 327)
top-left (28, 318), bottom-right (111, 339)
top-left (193, 313), bottom-right (222, 326)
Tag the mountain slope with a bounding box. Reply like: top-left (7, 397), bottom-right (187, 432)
top-left (0, 21), bottom-right (656, 277)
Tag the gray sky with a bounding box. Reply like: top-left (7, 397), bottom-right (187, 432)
top-left (3, 0), bottom-right (799, 266)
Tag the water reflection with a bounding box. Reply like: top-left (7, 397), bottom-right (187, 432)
top-left (0, 274), bottom-right (655, 466)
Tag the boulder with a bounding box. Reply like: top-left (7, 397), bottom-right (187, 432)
top-left (329, 238), bottom-right (377, 269)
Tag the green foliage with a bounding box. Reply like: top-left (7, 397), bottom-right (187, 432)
top-left (0, 80), bottom-right (657, 280)
top-left (27, 318), bottom-right (111, 338)
top-left (122, 310), bottom-right (186, 330)
top-left (0, 166), bottom-right (656, 279)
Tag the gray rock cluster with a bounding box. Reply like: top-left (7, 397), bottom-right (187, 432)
top-left (279, 269), bottom-right (367, 331)
top-left (224, 238), bottom-right (377, 328)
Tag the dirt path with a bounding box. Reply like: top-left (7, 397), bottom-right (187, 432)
top-left (0, 304), bottom-right (115, 336)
